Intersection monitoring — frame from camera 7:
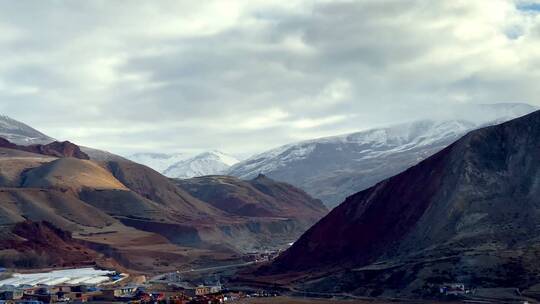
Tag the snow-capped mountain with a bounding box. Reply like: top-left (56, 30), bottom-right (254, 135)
top-left (163, 151), bottom-right (239, 178)
top-left (228, 103), bottom-right (537, 208)
top-left (0, 115), bottom-right (55, 145)
top-left (127, 150), bottom-right (240, 178)
top-left (0, 114), bottom-right (127, 161)
top-left (126, 152), bottom-right (189, 173)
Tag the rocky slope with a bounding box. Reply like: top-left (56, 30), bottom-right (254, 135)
top-left (229, 103), bottom-right (537, 207)
top-left (255, 109), bottom-right (540, 297)
top-left (174, 175), bottom-right (327, 220)
top-left (0, 137), bottom-right (89, 159)
top-left (0, 221), bottom-right (118, 269)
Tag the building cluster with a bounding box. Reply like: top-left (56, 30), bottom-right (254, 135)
top-left (0, 268), bottom-right (127, 304)
top-left (0, 267), bottom-right (279, 304)
top-left (0, 282), bottom-right (278, 304)
top-left (0, 283), bottom-right (192, 304)
top-left (243, 250), bottom-right (281, 263)
top-left (1, 284), bottom-right (99, 303)
top-left (439, 283), bottom-right (471, 296)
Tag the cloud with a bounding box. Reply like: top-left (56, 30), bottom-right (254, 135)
top-left (0, 0), bottom-right (539, 155)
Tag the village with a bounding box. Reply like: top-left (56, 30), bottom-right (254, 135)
top-left (0, 250), bottom-right (284, 304)
top-left (0, 265), bottom-right (500, 304)
top-left (0, 266), bottom-right (281, 304)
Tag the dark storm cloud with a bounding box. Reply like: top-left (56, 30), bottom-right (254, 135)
top-left (0, 0), bottom-right (538, 155)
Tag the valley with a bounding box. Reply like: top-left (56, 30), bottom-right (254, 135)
top-left (0, 117), bottom-right (327, 276)
top-left (239, 109), bottom-right (540, 301)
top-left (2, 109), bottom-right (540, 303)
top-left (2, 2), bottom-right (540, 303)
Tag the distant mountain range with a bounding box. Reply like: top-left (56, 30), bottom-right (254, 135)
top-left (0, 139), bottom-right (326, 271)
top-left (0, 116), bottom-right (326, 271)
top-left (252, 109), bottom-right (540, 297)
top-left (228, 103), bottom-right (537, 207)
top-left (0, 115), bottom-right (126, 162)
top-left (127, 150), bottom-right (240, 179)
top-left (126, 152), bottom-right (188, 173)
top-left (4, 104), bottom-right (536, 208)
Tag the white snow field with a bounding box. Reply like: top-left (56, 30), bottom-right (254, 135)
top-left (0, 268), bottom-right (116, 287)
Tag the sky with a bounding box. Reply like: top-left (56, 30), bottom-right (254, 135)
top-left (0, 0), bottom-right (539, 156)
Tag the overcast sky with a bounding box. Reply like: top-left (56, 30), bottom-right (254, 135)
top-left (0, 0), bottom-right (539, 156)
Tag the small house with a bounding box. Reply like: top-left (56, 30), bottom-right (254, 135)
top-left (195, 284), bottom-right (222, 296)
top-left (195, 286), bottom-right (211, 296)
top-left (0, 289), bottom-right (23, 300)
top-left (440, 283), bottom-right (468, 296)
top-left (101, 285), bottom-right (140, 300)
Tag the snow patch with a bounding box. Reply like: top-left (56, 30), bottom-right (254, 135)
top-left (0, 115), bottom-right (55, 145)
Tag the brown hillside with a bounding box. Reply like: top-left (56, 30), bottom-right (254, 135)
top-left (22, 158), bottom-right (128, 191)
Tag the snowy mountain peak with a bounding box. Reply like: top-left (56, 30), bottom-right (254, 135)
top-left (0, 115), bottom-right (55, 145)
top-left (228, 103), bottom-right (537, 207)
top-left (163, 151), bottom-right (240, 179)
top-left (198, 150), bottom-right (241, 166)
top-left (229, 119), bottom-right (477, 179)
top-left (126, 150), bottom-right (240, 179)
top-left (126, 152), bottom-right (188, 173)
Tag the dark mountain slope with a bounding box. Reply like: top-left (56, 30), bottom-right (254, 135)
top-left (0, 188), bottom-right (116, 230)
top-left (0, 221), bottom-right (119, 269)
top-left (249, 174), bottom-right (328, 218)
top-left (174, 175), bottom-right (281, 217)
top-left (105, 160), bottom-right (223, 218)
top-left (172, 175), bottom-right (327, 252)
top-left (272, 145), bottom-right (452, 271)
top-left (258, 109), bottom-right (540, 296)
top-left (174, 175), bottom-right (327, 220)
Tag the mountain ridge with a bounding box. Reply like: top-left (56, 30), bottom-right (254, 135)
top-left (228, 103), bottom-right (537, 207)
top-left (174, 174), bottom-right (327, 220)
top-left (0, 114), bottom-right (128, 162)
top-left (0, 115), bottom-right (55, 145)
top-left (163, 150), bottom-right (240, 178)
top-left (127, 150), bottom-right (240, 179)
top-left (0, 137), bottom-right (90, 160)
top-left (0, 129), bottom-right (327, 271)
top-left (252, 109), bottom-right (540, 297)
